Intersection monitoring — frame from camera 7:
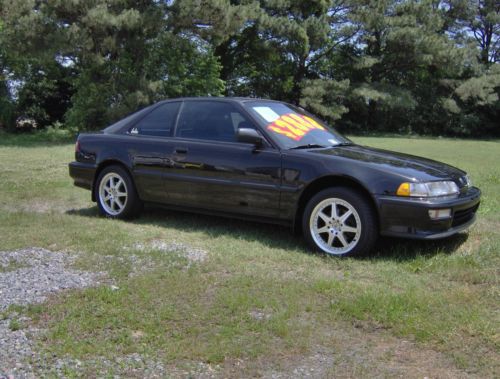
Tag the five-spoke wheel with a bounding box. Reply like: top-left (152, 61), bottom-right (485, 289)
top-left (303, 187), bottom-right (377, 256)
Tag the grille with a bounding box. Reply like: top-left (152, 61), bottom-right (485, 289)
top-left (452, 204), bottom-right (479, 227)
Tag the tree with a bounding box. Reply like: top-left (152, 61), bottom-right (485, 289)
top-left (1, 0), bottom-right (499, 136)
top-left (172, 0), bottom-right (356, 122)
top-left (466, 0), bottom-right (499, 64)
top-left (1, 0), bottom-right (225, 130)
top-left (15, 62), bottom-right (74, 128)
top-left (436, 0), bottom-right (500, 135)
top-left (146, 32), bottom-right (224, 100)
top-left (223, 0), bottom-right (357, 108)
top-left (335, 0), bottom-right (468, 134)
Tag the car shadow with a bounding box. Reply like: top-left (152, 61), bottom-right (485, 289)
top-left (66, 205), bottom-right (306, 252)
top-left (369, 233), bottom-right (469, 261)
top-left (66, 206), bottom-right (469, 261)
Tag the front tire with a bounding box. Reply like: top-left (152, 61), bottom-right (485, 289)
top-left (95, 165), bottom-right (142, 219)
top-left (302, 187), bottom-right (378, 257)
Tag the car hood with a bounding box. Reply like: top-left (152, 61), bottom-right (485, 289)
top-left (311, 144), bottom-right (466, 182)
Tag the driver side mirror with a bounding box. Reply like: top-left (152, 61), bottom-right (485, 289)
top-left (236, 128), bottom-right (263, 147)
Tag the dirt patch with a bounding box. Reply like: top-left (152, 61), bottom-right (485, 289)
top-left (1, 200), bottom-right (69, 214)
top-left (218, 323), bottom-right (477, 379)
top-left (121, 239), bottom-right (209, 276)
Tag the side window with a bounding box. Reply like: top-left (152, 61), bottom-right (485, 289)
top-left (131, 102), bottom-right (180, 137)
top-left (175, 101), bottom-right (255, 142)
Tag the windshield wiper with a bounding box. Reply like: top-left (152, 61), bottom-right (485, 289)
top-left (334, 142), bottom-right (353, 147)
top-left (289, 144), bottom-right (328, 150)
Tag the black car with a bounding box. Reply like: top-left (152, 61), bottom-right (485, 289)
top-left (69, 97), bottom-right (480, 256)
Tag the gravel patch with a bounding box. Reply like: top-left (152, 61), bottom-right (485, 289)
top-left (49, 354), bottom-right (168, 378)
top-left (0, 246), bottom-right (211, 378)
top-left (0, 248), bottom-right (103, 311)
top-left (0, 247), bottom-right (104, 378)
top-left (45, 356), bottom-right (223, 378)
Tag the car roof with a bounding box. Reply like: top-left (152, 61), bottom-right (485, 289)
top-left (155, 97), bottom-right (283, 104)
top-left (103, 97), bottom-right (286, 134)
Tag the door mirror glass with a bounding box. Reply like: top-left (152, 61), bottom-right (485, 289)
top-left (237, 128), bottom-right (263, 146)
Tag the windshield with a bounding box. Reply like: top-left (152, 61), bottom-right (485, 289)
top-left (244, 101), bottom-right (351, 149)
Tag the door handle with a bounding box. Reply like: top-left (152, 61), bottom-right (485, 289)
top-left (174, 147), bottom-right (188, 154)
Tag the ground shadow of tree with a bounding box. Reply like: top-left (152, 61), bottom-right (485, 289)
top-left (66, 205), bottom-right (469, 262)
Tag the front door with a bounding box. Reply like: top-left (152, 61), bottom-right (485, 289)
top-left (164, 100), bottom-right (282, 219)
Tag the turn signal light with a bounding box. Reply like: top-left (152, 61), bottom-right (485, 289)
top-left (396, 183), bottom-right (411, 196)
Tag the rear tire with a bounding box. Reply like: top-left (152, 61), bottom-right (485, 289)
top-left (95, 165), bottom-right (142, 219)
top-left (302, 187), bottom-right (378, 257)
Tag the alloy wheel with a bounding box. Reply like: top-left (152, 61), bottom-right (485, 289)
top-left (309, 197), bottom-right (362, 255)
top-left (98, 172), bottom-right (128, 216)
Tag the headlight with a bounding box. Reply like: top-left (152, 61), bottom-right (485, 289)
top-left (396, 181), bottom-right (459, 197)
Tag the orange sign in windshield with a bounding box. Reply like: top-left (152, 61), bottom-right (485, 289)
top-left (267, 113), bottom-right (325, 141)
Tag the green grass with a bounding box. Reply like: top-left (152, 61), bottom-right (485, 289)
top-left (0, 127), bottom-right (76, 146)
top-left (0, 135), bottom-right (498, 377)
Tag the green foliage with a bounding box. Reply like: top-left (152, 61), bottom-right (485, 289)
top-left (445, 65), bottom-right (500, 136)
top-left (146, 32), bottom-right (225, 99)
top-left (169, 0), bottom-right (260, 45)
top-left (197, 0), bottom-right (357, 114)
top-left (1, 0), bottom-right (225, 130)
top-left (0, 0), bottom-right (499, 135)
top-left (16, 63), bottom-right (74, 128)
top-left (300, 79), bottom-right (350, 121)
top-left (455, 65), bottom-right (500, 105)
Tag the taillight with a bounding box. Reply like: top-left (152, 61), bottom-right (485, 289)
top-left (75, 140), bottom-right (81, 153)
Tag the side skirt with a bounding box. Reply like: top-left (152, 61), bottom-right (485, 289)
top-left (144, 202), bottom-right (293, 229)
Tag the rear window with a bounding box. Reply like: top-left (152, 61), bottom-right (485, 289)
top-left (131, 102), bottom-right (180, 137)
top-left (103, 105), bottom-right (154, 134)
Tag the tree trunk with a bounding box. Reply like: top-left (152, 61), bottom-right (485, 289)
top-left (291, 57), bottom-right (307, 105)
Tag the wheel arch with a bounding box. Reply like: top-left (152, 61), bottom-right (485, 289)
top-left (91, 159), bottom-right (134, 202)
top-left (294, 175), bottom-right (379, 233)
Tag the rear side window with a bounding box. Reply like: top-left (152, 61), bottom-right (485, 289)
top-left (131, 102), bottom-right (180, 137)
top-left (175, 101), bottom-right (254, 142)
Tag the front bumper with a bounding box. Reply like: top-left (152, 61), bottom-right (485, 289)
top-left (376, 187), bottom-right (481, 239)
top-left (69, 161), bottom-right (96, 191)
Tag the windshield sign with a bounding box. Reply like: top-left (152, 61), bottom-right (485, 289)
top-left (246, 102), bottom-right (349, 149)
top-left (267, 113), bottom-right (325, 141)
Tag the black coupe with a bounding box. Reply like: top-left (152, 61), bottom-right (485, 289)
top-left (69, 98), bottom-right (481, 256)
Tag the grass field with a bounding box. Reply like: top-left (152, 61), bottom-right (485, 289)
top-left (0, 132), bottom-right (498, 377)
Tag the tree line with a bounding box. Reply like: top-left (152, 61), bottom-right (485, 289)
top-left (0, 0), bottom-right (499, 137)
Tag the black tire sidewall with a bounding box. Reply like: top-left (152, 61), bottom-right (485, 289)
top-left (95, 165), bottom-right (141, 219)
top-left (302, 187), bottom-right (378, 257)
